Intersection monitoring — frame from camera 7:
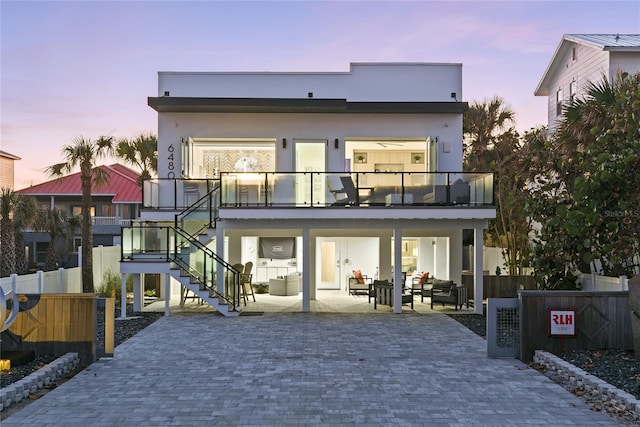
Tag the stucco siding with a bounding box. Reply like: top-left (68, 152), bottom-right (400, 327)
top-left (157, 112), bottom-right (463, 180)
top-left (158, 63), bottom-right (463, 103)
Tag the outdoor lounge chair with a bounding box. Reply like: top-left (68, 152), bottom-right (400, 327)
top-left (348, 270), bottom-right (373, 296)
top-left (327, 176), bottom-right (372, 206)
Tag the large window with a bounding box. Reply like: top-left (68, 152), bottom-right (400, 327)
top-left (183, 138), bottom-right (276, 178)
top-left (391, 238), bottom-right (419, 273)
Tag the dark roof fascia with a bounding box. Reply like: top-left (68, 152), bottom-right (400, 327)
top-left (148, 97), bottom-right (468, 114)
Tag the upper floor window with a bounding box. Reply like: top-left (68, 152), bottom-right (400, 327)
top-left (569, 80), bottom-right (577, 103)
top-left (72, 206), bottom-right (95, 217)
top-left (99, 204), bottom-right (115, 217)
top-left (556, 88), bottom-right (564, 116)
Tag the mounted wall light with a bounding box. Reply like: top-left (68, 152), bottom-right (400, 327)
top-left (334, 138), bottom-right (339, 149)
top-left (282, 138), bottom-right (287, 149)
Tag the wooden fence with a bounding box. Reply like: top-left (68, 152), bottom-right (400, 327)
top-left (519, 291), bottom-right (632, 362)
top-left (0, 294), bottom-right (107, 365)
top-left (461, 275), bottom-right (536, 298)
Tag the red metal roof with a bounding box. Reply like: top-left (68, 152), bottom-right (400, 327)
top-left (16, 164), bottom-right (142, 203)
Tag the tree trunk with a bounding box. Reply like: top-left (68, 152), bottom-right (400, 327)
top-left (14, 234), bottom-right (28, 274)
top-left (45, 242), bottom-right (57, 272)
top-left (81, 170), bottom-right (94, 293)
top-left (0, 218), bottom-right (16, 277)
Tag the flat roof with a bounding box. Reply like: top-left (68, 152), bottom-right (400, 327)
top-left (148, 97), bottom-right (468, 114)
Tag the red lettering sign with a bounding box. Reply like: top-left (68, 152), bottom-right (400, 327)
top-left (548, 309), bottom-right (577, 336)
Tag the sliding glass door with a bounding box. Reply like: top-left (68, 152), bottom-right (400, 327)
top-left (294, 140), bottom-right (326, 205)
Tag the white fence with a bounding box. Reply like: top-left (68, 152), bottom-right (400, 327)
top-left (0, 245), bottom-right (121, 294)
top-left (578, 272), bottom-right (628, 291)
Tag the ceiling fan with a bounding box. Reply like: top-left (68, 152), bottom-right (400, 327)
top-left (375, 142), bottom-right (404, 148)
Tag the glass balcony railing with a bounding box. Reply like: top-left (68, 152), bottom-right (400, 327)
top-left (218, 171), bottom-right (494, 207)
top-left (120, 223), bottom-right (242, 310)
top-left (142, 172), bottom-right (494, 210)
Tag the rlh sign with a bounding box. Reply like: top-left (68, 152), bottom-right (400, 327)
top-left (548, 308), bottom-right (577, 336)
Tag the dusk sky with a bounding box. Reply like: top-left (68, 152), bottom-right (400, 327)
top-left (2, 1), bottom-right (639, 190)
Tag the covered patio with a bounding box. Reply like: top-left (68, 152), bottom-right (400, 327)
top-left (142, 288), bottom-right (477, 315)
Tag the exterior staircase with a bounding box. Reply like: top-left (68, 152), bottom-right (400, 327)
top-left (123, 182), bottom-right (243, 317)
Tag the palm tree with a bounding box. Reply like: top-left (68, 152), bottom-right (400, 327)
top-left (463, 96), bottom-right (516, 171)
top-left (116, 133), bottom-right (158, 187)
top-left (34, 208), bottom-right (80, 271)
top-left (0, 187), bottom-right (17, 277)
top-left (13, 194), bottom-right (37, 274)
top-left (47, 136), bottom-right (114, 292)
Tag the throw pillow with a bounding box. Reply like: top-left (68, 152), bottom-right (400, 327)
top-left (418, 272), bottom-right (430, 285)
top-left (353, 270), bottom-right (365, 284)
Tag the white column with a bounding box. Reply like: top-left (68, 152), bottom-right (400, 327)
top-left (132, 273), bottom-right (142, 312)
top-left (120, 273), bottom-right (127, 318)
top-left (473, 227), bottom-right (484, 315)
top-left (164, 273), bottom-right (170, 317)
top-left (393, 228), bottom-right (403, 314)
top-left (302, 227), bottom-right (310, 312)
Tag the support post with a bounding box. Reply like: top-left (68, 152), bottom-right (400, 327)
top-left (132, 273), bottom-right (142, 312)
top-left (302, 228), bottom-right (310, 312)
top-left (120, 273), bottom-right (127, 318)
top-left (164, 273), bottom-right (170, 317)
top-left (393, 227), bottom-right (403, 314)
top-left (473, 227), bottom-right (484, 315)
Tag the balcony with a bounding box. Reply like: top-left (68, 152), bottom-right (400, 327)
top-left (91, 217), bottom-right (133, 226)
top-left (142, 172), bottom-right (494, 211)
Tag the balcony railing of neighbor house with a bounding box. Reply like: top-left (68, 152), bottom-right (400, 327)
top-left (142, 172), bottom-right (494, 210)
top-left (92, 217), bottom-right (132, 226)
top-left (121, 223), bottom-right (242, 311)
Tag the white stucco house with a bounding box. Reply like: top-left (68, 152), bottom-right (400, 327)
top-left (535, 34), bottom-right (640, 132)
top-left (120, 62), bottom-right (495, 316)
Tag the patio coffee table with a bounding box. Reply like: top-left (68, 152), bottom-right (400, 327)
top-left (252, 282), bottom-right (269, 294)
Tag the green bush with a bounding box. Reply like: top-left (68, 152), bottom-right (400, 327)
top-left (96, 270), bottom-right (133, 302)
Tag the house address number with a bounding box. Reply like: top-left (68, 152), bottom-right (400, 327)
top-left (167, 144), bottom-right (175, 179)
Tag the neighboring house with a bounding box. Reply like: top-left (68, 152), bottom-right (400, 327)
top-left (535, 34), bottom-right (640, 132)
top-left (0, 150), bottom-right (21, 190)
top-left (121, 62), bottom-right (496, 316)
top-left (16, 164), bottom-right (141, 268)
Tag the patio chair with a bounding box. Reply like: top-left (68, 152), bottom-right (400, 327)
top-left (327, 176), bottom-right (372, 206)
top-left (242, 261), bottom-right (256, 303)
top-left (373, 279), bottom-right (414, 310)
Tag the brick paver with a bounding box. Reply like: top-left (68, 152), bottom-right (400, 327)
top-left (2, 312), bottom-right (617, 426)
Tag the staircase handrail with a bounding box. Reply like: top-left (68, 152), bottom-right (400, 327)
top-left (170, 226), bottom-right (242, 310)
top-left (175, 180), bottom-right (221, 237)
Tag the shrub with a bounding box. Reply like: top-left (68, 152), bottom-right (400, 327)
top-left (96, 270), bottom-right (133, 302)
